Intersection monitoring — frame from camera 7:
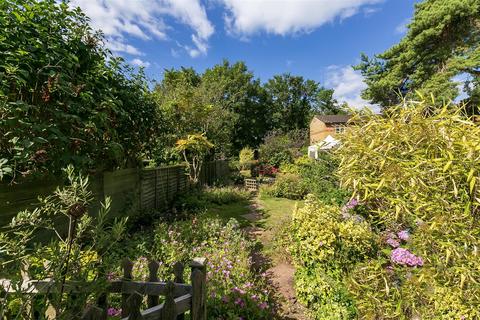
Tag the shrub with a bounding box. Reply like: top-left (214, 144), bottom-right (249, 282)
top-left (258, 129), bottom-right (307, 167)
top-left (260, 173), bottom-right (308, 200)
top-left (0, 0), bottom-right (158, 182)
top-left (264, 154), bottom-right (348, 204)
top-left (285, 154), bottom-right (348, 204)
top-left (288, 196), bottom-right (377, 319)
top-left (239, 147), bottom-right (256, 170)
top-left (335, 101), bottom-right (480, 318)
top-left (0, 166), bottom-right (127, 318)
top-left (290, 196), bottom-right (376, 271)
top-left (107, 215), bottom-right (280, 319)
top-left (294, 267), bottom-right (356, 320)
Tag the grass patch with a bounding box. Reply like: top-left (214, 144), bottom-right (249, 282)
top-left (204, 198), bottom-right (252, 227)
top-left (257, 195), bottom-right (304, 262)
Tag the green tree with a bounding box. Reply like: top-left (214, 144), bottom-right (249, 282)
top-left (154, 60), bottom-right (268, 160)
top-left (175, 134), bottom-right (214, 184)
top-left (201, 60), bottom-right (270, 155)
top-left (153, 67), bottom-right (235, 161)
top-left (356, 0), bottom-right (480, 113)
top-left (264, 74), bottom-right (343, 132)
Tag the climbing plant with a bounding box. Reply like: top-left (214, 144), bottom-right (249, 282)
top-left (0, 0), bottom-right (158, 182)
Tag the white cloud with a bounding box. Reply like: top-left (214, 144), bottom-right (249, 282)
top-left (325, 65), bottom-right (378, 112)
top-left (363, 6), bottom-right (381, 17)
top-left (395, 18), bottom-right (410, 34)
top-left (106, 38), bottom-right (144, 56)
top-left (219, 0), bottom-right (383, 36)
top-left (69, 0), bottom-right (214, 57)
top-left (131, 58), bottom-right (151, 68)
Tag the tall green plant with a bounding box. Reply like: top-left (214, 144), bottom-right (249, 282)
top-left (0, 0), bottom-right (158, 182)
top-left (0, 166), bottom-right (127, 318)
top-left (175, 134), bottom-right (214, 184)
top-left (336, 100), bottom-right (480, 318)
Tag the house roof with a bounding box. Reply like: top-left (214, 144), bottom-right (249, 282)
top-left (314, 114), bottom-right (352, 124)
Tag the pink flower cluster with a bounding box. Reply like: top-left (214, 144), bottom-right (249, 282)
top-left (385, 229), bottom-right (410, 248)
top-left (391, 248), bottom-right (424, 267)
top-left (107, 307), bottom-right (121, 317)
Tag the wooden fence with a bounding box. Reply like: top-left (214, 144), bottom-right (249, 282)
top-left (0, 161), bottom-right (230, 227)
top-left (244, 179), bottom-right (259, 191)
top-left (244, 177), bottom-right (275, 192)
top-left (0, 258), bottom-right (207, 320)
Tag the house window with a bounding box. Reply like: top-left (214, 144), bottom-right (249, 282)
top-left (334, 125), bottom-right (345, 134)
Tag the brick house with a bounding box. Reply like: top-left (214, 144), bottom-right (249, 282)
top-left (309, 114), bottom-right (352, 144)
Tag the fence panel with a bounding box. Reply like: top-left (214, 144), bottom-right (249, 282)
top-left (0, 161), bottom-right (229, 228)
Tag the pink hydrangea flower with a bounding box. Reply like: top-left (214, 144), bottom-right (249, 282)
top-left (397, 230), bottom-right (410, 241)
top-left (107, 307), bottom-right (121, 316)
top-left (391, 248), bottom-right (423, 267)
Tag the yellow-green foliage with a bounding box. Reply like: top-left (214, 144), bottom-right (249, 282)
top-left (289, 196), bottom-right (376, 319)
top-left (337, 102), bottom-right (480, 225)
top-left (290, 196), bottom-right (376, 269)
top-left (239, 147), bottom-right (255, 170)
top-left (337, 101), bottom-right (480, 319)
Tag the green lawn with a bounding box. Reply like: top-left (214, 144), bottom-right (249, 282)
top-left (203, 198), bottom-right (252, 227)
top-left (201, 193), bottom-right (303, 261)
top-left (256, 195), bottom-right (304, 262)
top-left (257, 195), bottom-right (303, 228)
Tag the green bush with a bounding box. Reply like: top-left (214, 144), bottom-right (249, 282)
top-left (335, 102), bottom-right (480, 318)
top-left (263, 154), bottom-right (348, 204)
top-left (258, 129), bottom-right (307, 167)
top-left (0, 0), bottom-right (158, 181)
top-left (174, 186), bottom-right (251, 213)
top-left (106, 215), bottom-right (280, 319)
top-left (288, 196), bottom-right (377, 319)
top-left (259, 173), bottom-right (308, 200)
top-left (239, 147), bottom-right (256, 170)
top-left (0, 167), bottom-right (127, 318)
top-left (285, 154), bottom-right (348, 204)
top-left (295, 267), bottom-right (356, 320)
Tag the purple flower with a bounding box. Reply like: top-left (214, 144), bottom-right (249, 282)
top-left (386, 238), bottom-right (400, 248)
top-left (397, 230), bottom-right (410, 241)
top-left (107, 307), bottom-right (121, 316)
top-left (232, 287), bottom-right (246, 295)
top-left (391, 248), bottom-right (424, 267)
top-left (234, 298), bottom-right (245, 307)
top-left (346, 198), bottom-right (359, 209)
top-left (259, 302), bottom-right (268, 310)
top-left (222, 296), bottom-right (229, 303)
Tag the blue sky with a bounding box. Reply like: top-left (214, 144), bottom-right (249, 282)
top-left (71, 0), bottom-right (418, 108)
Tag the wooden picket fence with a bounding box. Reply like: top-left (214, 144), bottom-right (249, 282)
top-left (244, 179), bottom-right (258, 191)
top-left (244, 178), bottom-right (275, 192)
top-left (0, 258), bottom-right (207, 320)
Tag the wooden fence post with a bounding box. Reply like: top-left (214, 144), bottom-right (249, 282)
top-left (121, 258), bottom-right (134, 317)
top-left (190, 258), bottom-right (207, 320)
top-left (147, 260), bottom-right (159, 308)
top-left (161, 281), bottom-right (177, 320)
top-left (127, 292), bottom-right (143, 320)
top-left (81, 306), bottom-right (104, 320)
top-left (173, 262), bottom-right (185, 320)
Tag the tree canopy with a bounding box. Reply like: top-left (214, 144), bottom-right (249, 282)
top-left (0, 0), bottom-right (158, 181)
top-left (265, 74), bottom-right (344, 132)
top-left (356, 0), bottom-right (480, 113)
top-left (154, 65), bottom-right (345, 164)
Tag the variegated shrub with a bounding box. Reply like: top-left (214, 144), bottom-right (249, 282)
top-left (337, 101), bottom-right (480, 319)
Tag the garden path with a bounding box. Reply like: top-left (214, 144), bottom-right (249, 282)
top-left (242, 198), bottom-right (309, 320)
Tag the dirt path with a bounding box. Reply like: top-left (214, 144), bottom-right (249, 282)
top-left (242, 200), bottom-right (309, 320)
